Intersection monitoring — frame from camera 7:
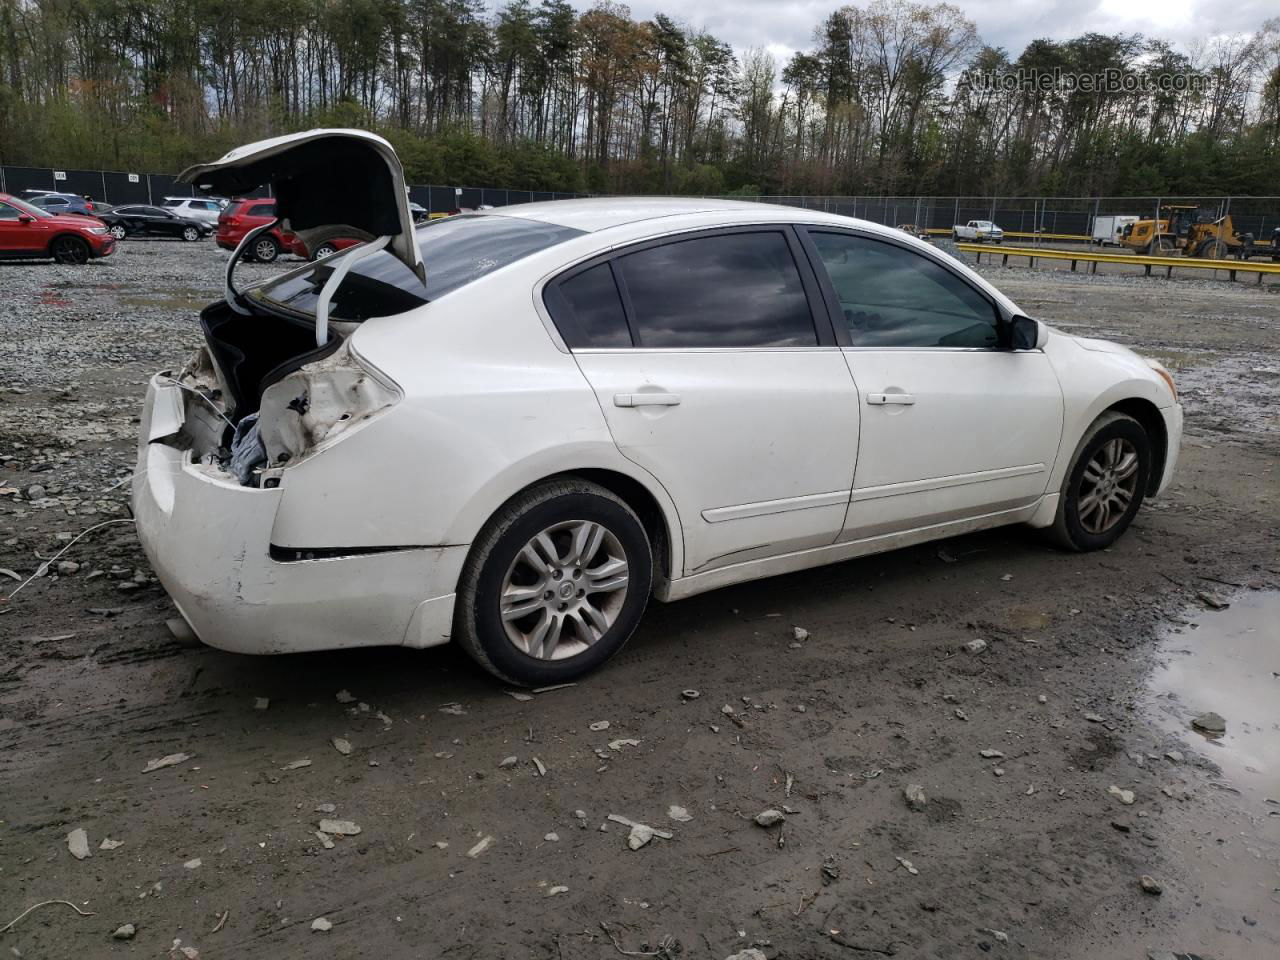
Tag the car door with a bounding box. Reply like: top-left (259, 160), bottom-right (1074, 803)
top-left (137, 206), bottom-right (171, 236)
top-left (544, 226), bottom-right (861, 576)
top-left (0, 200), bottom-right (44, 254)
top-left (798, 227), bottom-right (1064, 541)
top-left (113, 206), bottom-right (144, 234)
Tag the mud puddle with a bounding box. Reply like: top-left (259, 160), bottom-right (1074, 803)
top-left (1149, 590), bottom-right (1280, 803)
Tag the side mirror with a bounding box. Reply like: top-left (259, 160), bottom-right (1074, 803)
top-left (1009, 315), bottom-right (1040, 350)
top-left (17, 214), bottom-right (34, 223)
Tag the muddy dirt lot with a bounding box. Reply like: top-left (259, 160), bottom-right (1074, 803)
top-left (1, 242), bottom-right (1277, 960)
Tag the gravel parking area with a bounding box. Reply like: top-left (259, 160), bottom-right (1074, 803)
top-left (1, 241), bottom-right (1277, 959)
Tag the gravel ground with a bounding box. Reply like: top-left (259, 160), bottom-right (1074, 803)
top-left (1, 240), bottom-right (1277, 960)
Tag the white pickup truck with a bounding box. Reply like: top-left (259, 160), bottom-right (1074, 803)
top-left (952, 220), bottom-right (1004, 243)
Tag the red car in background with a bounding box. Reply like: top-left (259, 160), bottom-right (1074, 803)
top-left (0, 192), bottom-right (115, 264)
top-left (215, 197), bottom-right (365, 263)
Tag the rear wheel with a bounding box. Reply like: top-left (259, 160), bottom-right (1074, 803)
top-left (252, 235), bottom-right (280, 263)
top-left (1047, 412), bottom-right (1151, 551)
top-left (50, 235), bottom-right (90, 265)
top-left (455, 479), bottom-right (652, 686)
top-left (312, 242), bottom-right (338, 260)
top-left (1198, 239), bottom-right (1228, 260)
top-left (181, 225), bottom-right (200, 242)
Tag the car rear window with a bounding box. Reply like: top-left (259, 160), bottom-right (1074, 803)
top-left (253, 214), bottom-right (585, 321)
top-left (247, 203), bottom-right (275, 217)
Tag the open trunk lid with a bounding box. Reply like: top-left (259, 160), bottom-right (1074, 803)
top-left (177, 129), bottom-right (422, 282)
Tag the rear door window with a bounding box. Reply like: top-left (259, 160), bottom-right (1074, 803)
top-left (545, 263), bottom-right (631, 348)
top-left (613, 231), bottom-right (818, 348)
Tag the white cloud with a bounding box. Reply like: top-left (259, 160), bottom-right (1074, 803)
top-left (572, 0), bottom-right (1273, 65)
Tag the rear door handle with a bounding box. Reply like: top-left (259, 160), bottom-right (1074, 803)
top-left (614, 393), bottom-right (681, 407)
top-left (866, 393), bottom-right (915, 405)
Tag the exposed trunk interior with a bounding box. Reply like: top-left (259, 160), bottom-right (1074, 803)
top-left (200, 301), bottom-right (341, 422)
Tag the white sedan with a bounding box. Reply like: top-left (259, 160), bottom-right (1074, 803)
top-left (133, 130), bottom-right (1182, 686)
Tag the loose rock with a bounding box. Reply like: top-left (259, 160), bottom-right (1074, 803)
top-left (1191, 712), bottom-right (1226, 735)
top-left (904, 783), bottom-right (927, 811)
top-left (331, 737), bottom-right (352, 755)
top-left (963, 638), bottom-right (988, 654)
top-left (67, 827), bottom-right (91, 860)
top-left (980, 749), bottom-right (1005, 759)
top-left (467, 835), bottom-right (495, 858)
top-left (112, 923), bottom-right (136, 940)
top-left (311, 917), bottom-right (333, 932)
top-left (754, 809), bottom-right (786, 827)
top-left (1108, 785), bottom-right (1136, 805)
top-left (627, 823), bottom-right (656, 849)
top-left (1139, 875), bottom-right (1163, 895)
top-left (668, 805), bottom-right (693, 822)
top-left (317, 819), bottom-right (361, 836)
top-left (143, 752), bottom-right (191, 773)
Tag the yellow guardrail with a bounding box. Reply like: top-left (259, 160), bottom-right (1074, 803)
top-left (926, 228), bottom-right (1090, 241)
top-left (956, 242), bottom-right (1280, 282)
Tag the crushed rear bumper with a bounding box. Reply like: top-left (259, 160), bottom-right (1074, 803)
top-left (131, 375), bottom-right (463, 654)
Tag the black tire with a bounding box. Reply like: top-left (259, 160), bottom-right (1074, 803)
top-left (50, 235), bottom-right (90, 265)
top-left (108, 224), bottom-right (127, 240)
top-left (952, 231), bottom-right (959, 241)
top-left (312, 242), bottom-right (338, 260)
top-left (251, 235), bottom-right (280, 263)
top-left (181, 225), bottom-right (200, 242)
top-left (1047, 411), bottom-right (1151, 552)
top-left (454, 479), bottom-right (652, 686)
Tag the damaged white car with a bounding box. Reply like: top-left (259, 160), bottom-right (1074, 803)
top-left (133, 129), bottom-right (1183, 685)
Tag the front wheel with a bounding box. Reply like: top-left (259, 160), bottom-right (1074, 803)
top-left (50, 235), bottom-right (90, 265)
top-left (1047, 412), bottom-right (1150, 551)
top-left (455, 479), bottom-right (653, 686)
top-left (108, 224), bottom-right (127, 240)
top-left (182, 226), bottom-right (200, 242)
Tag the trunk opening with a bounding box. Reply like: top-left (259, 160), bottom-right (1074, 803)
top-left (200, 301), bottom-right (343, 422)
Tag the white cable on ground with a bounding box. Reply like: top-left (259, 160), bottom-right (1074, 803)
top-left (2, 518), bottom-right (135, 603)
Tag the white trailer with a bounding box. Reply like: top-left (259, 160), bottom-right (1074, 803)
top-left (1092, 215), bottom-right (1138, 246)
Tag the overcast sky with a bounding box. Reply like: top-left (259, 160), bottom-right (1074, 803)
top-left (579, 0), bottom-right (1274, 67)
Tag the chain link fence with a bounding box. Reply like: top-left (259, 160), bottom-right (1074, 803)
top-left (5, 165), bottom-right (1276, 244)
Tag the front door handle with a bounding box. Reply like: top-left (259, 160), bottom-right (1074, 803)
top-left (614, 393), bottom-right (681, 407)
top-left (866, 392), bottom-right (915, 406)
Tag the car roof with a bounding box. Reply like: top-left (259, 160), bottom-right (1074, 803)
top-left (482, 196), bottom-right (895, 236)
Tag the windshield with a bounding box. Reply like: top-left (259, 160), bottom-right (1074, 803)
top-left (6, 196), bottom-right (52, 218)
top-left (254, 214), bottom-right (585, 321)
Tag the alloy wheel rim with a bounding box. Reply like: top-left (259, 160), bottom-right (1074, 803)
top-left (315, 245), bottom-right (336, 259)
top-left (499, 519), bottom-right (629, 661)
top-left (54, 239), bottom-right (87, 264)
top-left (255, 239), bottom-right (275, 260)
top-left (1078, 438), bottom-right (1139, 534)
top-left (110, 226), bottom-right (126, 239)
top-left (184, 227), bottom-right (198, 240)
